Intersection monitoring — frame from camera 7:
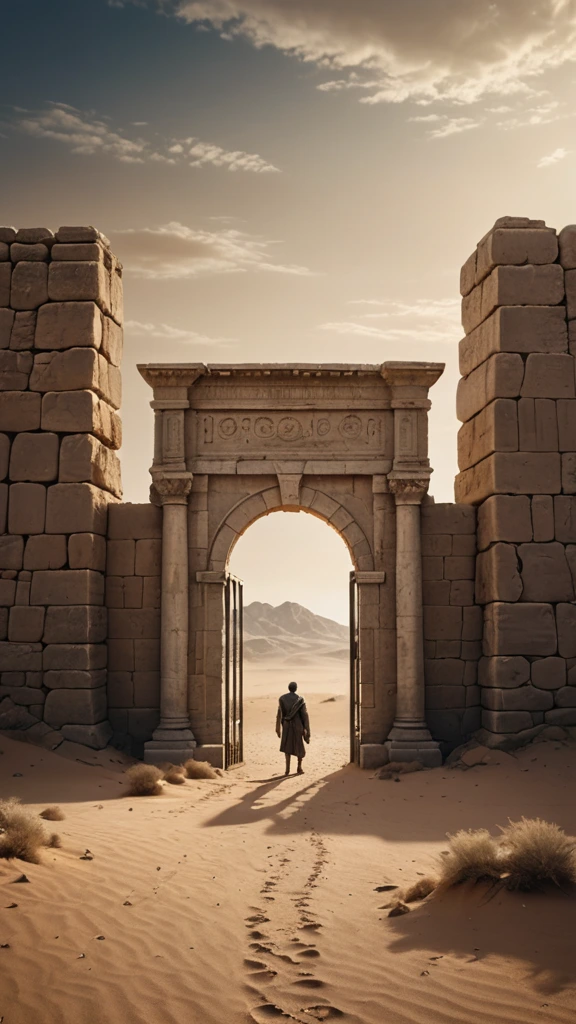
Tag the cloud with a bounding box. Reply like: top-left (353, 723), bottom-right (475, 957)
top-left (125, 320), bottom-right (235, 346)
top-left (11, 102), bottom-right (279, 172)
top-left (321, 297), bottom-right (461, 343)
top-left (537, 146), bottom-right (569, 167)
top-left (169, 0), bottom-right (576, 106)
top-left (111, 221), bottom-right (315, 278)
top-left (427, 116), bottom-right (481, 138)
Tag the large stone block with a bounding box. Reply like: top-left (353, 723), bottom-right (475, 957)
top-left (101, 315), bottom-right (123, 366)
top-left (8, 606), bottom-right (45, 642)
top-left (557, 400), bottom-right (576, 451)
top-left (30, 569), bottom-right (104, 606)
top-left (462, 264), bottom-right (564, 335)
top-left (55, 226), bottom-right (102, 243)
top-left (48, 261), bottom-right (110, 312)
top-left (484, 602), bottom-right (557, 656)
top-left (556, 604), bottom-right (576, 657)
top-left (517, 398), bottom-right (558, 451)
top-left (531, 495), bottom-right (554, 541)
top-left (44, 686), bottom-right (107, 728)
top-left (45, 482), bottom-right (111, 535)
top-left (0, 434), bottom-right (8, 480)
top-left (43, 643), bottom-right (106, 670)
top-left (553, 686), bottom-right (576, 707)
top-left (0, 696), bottom-right (38, 730)
top-left (0, 264), bottom-right (11, 305)
top-left (10, 311), bottom-right (36, 351)
top-left (135, 539), bottom-right (161, 576)
top-left (107, 608), bottom-right (161, 639)
top-left (455, 452), bottom-right (561, 505)
top-left (566, 269), bottom-right (576, 319)
top-left (107, 539), bottom-right (135, 576)
top-left (546, 708), bottom-right (576, 726)
top-left (107, 502), bottom-right (162, 539)
top-left (35, 301), bottom-right (102, 351)
top-left (518, 541), bottom-right (574, 602)
top-left (423, 580), bottom-right (450, 605)
top-left (60, 721), bottom-right (112, 749)
top-left (481, 709), bottom-right (534, 733)
top-left (0, 642), bottom-right (42, 671)
top-left (59, 434), bottom-right (122, 497)
top-left (51, 242), bottom-right (102, 262)
top-left (29, 348), bottom-right (120, 408)
top-left (456, 354), bottom-right (524, 424)
top-left (559, 225), bottom-right (576, 269)
top-left (43, 605), bottom-right (107, 643)
top-left (15, 228), bottom-right (53, 244)
top-left (477, 496), bottom-right (532, 550)
top-left (476, 542), bottom-right (522, 603)
top-left (10, 262), bottom-right (48, 310)
top-left (481, 684), bottom-right (553, 711)
top-left (531, 657), bottom-right (566, 689)
top-left (133, 670), bottom-right (160, 707)
top-left (0, 485), bottom-right (7, 534)
top-left (444, 556), bottom-right (475, 580)
top-left (11, 243), bottom-right (49, 262)
top-left (479, 655), bottom-right (530, 688)
top-left (107, 671), bottom-right (134, 707)
top-left (134, 638), bottom-right (160, 671)
top-left (0, 308), bottom-right (15, 348)
top-left (475, 228), bottom-right (558, 284)
top-left (23, 535), bottom-right (67, 571)
top-left (0, 350), bottom-right (33, 390)
top-left (561, 453), bottom-right (576, 494)
top-left (457, 399), bottom-right (518, 471)
top-left (522, 353), bottom-right (575, 399)
top-left (68, 533), bottom-right (106, 571)
top-left (425, 684), bottom-right (467, 710)
top-left (554, 495), bottom-right (576, 541)
top-left (41, 391), bottom-right (121, 449)
top-left (107, 638), bottom-right (134, 672)
top-left (423, 606), bottom-right (462, 640)
top-left (9, 432), bottom-right (59, 482)
top-left (424, 658), bottom-right (465, 686)
top-left (0, 535), bottom-right (23, 570)
top-left (421, 503), bottom-right (476, 535)
top-left (0, 391), bottom-right (41, 431)
top-left (463, 605), bottom-right (483, 641)
top-left (8, 482), bottom-right (46, 534)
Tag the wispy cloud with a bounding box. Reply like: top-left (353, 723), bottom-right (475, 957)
top-left (321, 297), bottom-right (461, 343)
top-left (125, 320), bottom-right (235, 346)
top-left (428, 116), bottom-right (481, 139)
top-left (537, 146), bottom-right (569, 168)
top-left (111, 222), bottom-right (315, 279)
top-left (11, 102), bottom-right (279, 173)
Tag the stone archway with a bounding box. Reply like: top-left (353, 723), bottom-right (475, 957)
top-left (138, 362), bottom-right (444, 769)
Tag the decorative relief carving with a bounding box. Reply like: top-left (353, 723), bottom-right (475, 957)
top-left (203, 416), bottom-right (214, 444)
top-left (388, 476), bottom-right (428, 504)
top-left (398, 412), bottom-right (416, 456)
top-left (339, 414), bottom-right (362, 440)
top-left (278, 416), bottom-right (303, 441)
top-left (218, 417), bottom-right (237, 439)
top-left (163, 411), bottom-right (185, 462)
top-left (197, 412), bottom-right (384, 452)
top-left (254, 416), bottom-right (274, 438)
top-left (150, 472), bottom-right (193, 505)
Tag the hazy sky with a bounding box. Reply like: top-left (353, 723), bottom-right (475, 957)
top-left (4, 0), bottom-right (576, 620)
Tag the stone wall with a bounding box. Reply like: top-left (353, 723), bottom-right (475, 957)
top-left (422, 501), bottom-right (481, 752)
top-left (456, 216), bottom-right (576, 746)
top-left (106, 503), bottom-right (161, 757)
top-left (0, 225), bottom-right (122, 749)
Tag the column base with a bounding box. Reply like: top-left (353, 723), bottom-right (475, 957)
top-left (385, 719), bottom-right (442, 768)
top-left (143, 725), bottom-right (197, 766)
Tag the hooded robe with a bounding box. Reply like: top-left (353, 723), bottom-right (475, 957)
top-left (276, 691), bottom-right (310, 758)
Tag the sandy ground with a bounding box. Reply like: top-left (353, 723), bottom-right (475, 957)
top-left (1, 684), bottom-right (576, 1024)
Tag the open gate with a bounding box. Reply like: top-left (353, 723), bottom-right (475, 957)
top-left (349, 571), bottom-right (361, 764)
top-left (224, 573), bottom-right (244, 768)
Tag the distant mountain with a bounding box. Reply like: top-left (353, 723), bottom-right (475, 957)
top-left (243, 601), bottom-right (349, 663)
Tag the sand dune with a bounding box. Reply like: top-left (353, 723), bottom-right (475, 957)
top-left (1, 693), bottom-right (576, 1024)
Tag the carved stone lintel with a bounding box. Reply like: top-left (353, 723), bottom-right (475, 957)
top-left (150, 472), bottom-right (193, 506)
top-left (355, 571), bottom-right (386, 584)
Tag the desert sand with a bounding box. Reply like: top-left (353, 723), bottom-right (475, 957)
top-left (1, 672), bottom-right (576, 1024)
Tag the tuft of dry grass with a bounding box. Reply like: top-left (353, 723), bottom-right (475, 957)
top-left (377, 761), bottom-right (423, 780)
top-left (388, 901), bottom-right (410, 917)
top-left (183, 759), bottom-right (218, 780)
top-left (124, 764), bottom-right (164, 796)
top-left (401, 876), bottom-right (438, 903)
top-left (499, 817), bottom-right (576, 891)
top-left (164, 767), bottom-right (187, 785)
top-left (438, 829), bottom-right (502, 887)
top-left (46, 833), bottom-right (62, 849)
top-left (0, 798), bottom-right (49, 864)
top-left (39, 806), bottom-right (65, 821)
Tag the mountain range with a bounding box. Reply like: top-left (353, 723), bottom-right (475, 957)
top-left (243, 601), bottom-right (349, 664)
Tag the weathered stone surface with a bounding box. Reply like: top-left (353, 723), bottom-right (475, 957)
top-left (68, 533), bottom-right (106, 571)
top-left (59, 434), bottom-right (121, 497)
top-left (107, 539), bottom-right (135, 576)
top-left (558, 225), bottom-right (576, 269)
top-left (0, 642), bottom-right (42, 671)
top-left (475, 228), bottom-right (558, 284)
top-left (15, 228), bottom-right (53, 245)
top-left (479, 656), bottom-right (530, 688)
top-left (423, 606), bottom-right (462, 640)
top-left (0, 434), bottom-right (9, 481)
top-left (518, 542), bottom-right (574, 602)
top-left (462, 264), bottom-right (565, 335)
top-left (44, 686), bottom-right (107, 728)
top-left (43, 605), bottom-right (107, 644)
top-left (475, 542), bottom-right (522, 603)
top-left (107, 502), bottom-right (162, 539)
top-left (23, 535), bottom-right (66, 571)
top-left (0, 391), bottom-right (41, 432)
top-left (484, 603), bottom-right (557, 656)
top-left (8, 606), bottom-right (45, 642)
top-left (48, 261), bottom-right (110, 311)
top-left (0, 264), bottom-right (11, 305)
top-left (518, 398), bottom-right (559, 451)
top-left (421, 503), bottom-right (476, 535)
top-left (0, 536), bottom-right (23, 570)
top-left (107, 609), bottom-right (161, 639)
top-left (557, 400), bottom-right (576, 451)
top-left (55, 226), bottom-right (101, 244)
top-left (51, 243), bottom-right (102, 261)
top-left (531, 495), bottom-right (554, 541)
top-left (476, 495), bottom-right (531, 551)
top-left (30, 569), bottom-right (104, 606)
top-left (565, 269), bottom-right (576, 320)
top-left (531, 657), bottom-right (566, 689)
top-left (41, 390), bottom-right (121, 449)
top-left (101, 315), bottom-right (123, 366)
top-left (8, 482), bottom-right (46, 534)
top-left (422, 535), bottom-right (452, 556)
top-left (456, 353), bottom-right (524, 424)
top-left (457, 399), bottom-right (518, 471)
top-left (424, 659), bottom-right (465, 686)
top-left (455, 453), bottom-right (561, 504)
top-left (425, 684), bottom-right (466, 709)
top-left (60, 721), bottom-right (112, 749)
top-left (482, 685), bottom-right (553, 711)
top-left (29, 348), bottom-right (119, 407)
top-left (43, 643), bottom-right (106, 670)
top-left (0, 308), bottom-right (15, 349)
top-left (135, 539), bottom-right (161, 576)
top-left (0, 350), bottom-right (32, 390)
top-left (561, 453), bottom-right (576, 494)
top-left (552, 686), bottom-right (576, 707)
top-left (45, 482), bottom-right (111, 535)
top-left (10, 243), bottom-right (49, 262)
top-left (0, 227), bottom-right (16, 243)
top-left (35, 301), bottom-right (102, 352)
top-left (556, 604), bottom-right (576, 657)
top-left (522, 353), bottom-right (576, 399)
top-left (0, 697), bottom-right (38, 730)
top-left (107, 639), bottom-right (134, 671)
top-left (481, 709), bottom-right (534, 733)
top-left (9, 432), bottom-right (59, 482)
top-left (9, 311), bottom-right (36, 351)
top-left (10, 262), bottom-right (48, 310)
top-left (0, 242), bottom-right (8, 261)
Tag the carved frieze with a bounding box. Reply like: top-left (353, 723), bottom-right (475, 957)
top-left (193, 411), bottom-right (385, 457)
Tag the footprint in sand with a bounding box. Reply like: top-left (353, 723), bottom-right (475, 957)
top-left (249, 1005), bottom-right (295, 1022)
top-left (247, 914), bottom-right (270, 925)
top-left (293, 979), bottom-right (325, 989)
top-left (299, 949), bottom-right (321, 959)
top-left (302, 1006), bottom-right (344, 1021)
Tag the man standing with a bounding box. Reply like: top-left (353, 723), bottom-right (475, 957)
top-left (276, 681), bottom-right (310, 776)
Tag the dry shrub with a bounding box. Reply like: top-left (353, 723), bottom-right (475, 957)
top-left (47, 833), bottom-right (62, 849)
top-left (164, 767), bottom-right (187, 785)
top-left (401, 876), bottom-right (437, 903)
top-left (0, 798), bottom-right (49, 864)
top-left (499, 817), bottom-right (576, 891)
top-left (377, 761), bottom-right (423, 780)
top-left (125, 764), bottom-right (163, 796)
top-left (438, 829), bottom-right (502, 887)
top-left (183, 759), bottom-right (218, 780)
top-left (39, 806), bottom-right (65, 821)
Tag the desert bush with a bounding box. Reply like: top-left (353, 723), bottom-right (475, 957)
top-left (401, 877), bottom-right (437, 903)
top-left (39, 806), bottom-right (65, 821)
top-left (183, 759), bottom-right (218, 780)
top-left (124, 764), bottom-right (163, 796)
top-left (438, 829), bottom-right (502, 887)
top-left (164, 767), bottom-right (187, 785)
top-left (47, 833), bottom-right (62, 849)
top-left (0, 798), bottom-right (49, 864)
top-left (499, 817), bottom-right (576, 891)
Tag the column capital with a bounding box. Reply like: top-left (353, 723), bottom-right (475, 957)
top-left (388, 474), bottom-right (430, 505)
top-left (151, 471), bottom-right (193, 506)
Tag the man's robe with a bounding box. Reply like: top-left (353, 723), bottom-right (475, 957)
top-left (276, 692), bottom-right (310, 758)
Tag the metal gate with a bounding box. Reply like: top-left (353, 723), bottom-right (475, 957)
top-left (349, 571), bottom-right (361, 764)
top-left (224, 573), bottom-right (244, 768)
